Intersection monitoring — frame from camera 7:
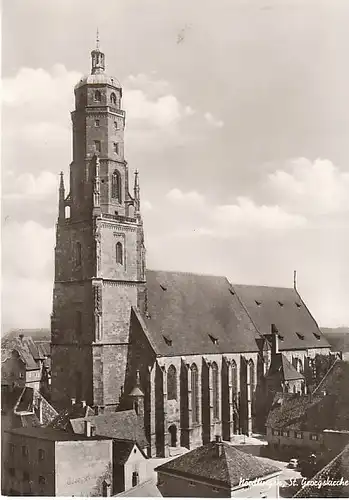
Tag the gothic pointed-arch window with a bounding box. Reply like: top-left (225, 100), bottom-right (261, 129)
top-left (212, 362), bottom-right (219, 420)
top-left (191, 364), bottom-right (199, 424)
top-left (167, 365), bottom-right (177, 400)
top-left (75, 242), bottom-right (82, 267)
top-left (116, 242), bottom-right (123, 265)
top-left (248, 360), bottom-right (255, 389)
top-left (94, 90), bottom-right (101, 102)
top-left (231, 361), bottom-right (238, 397)
top-left (111, 170), bottom-right (122, 202)
top-left (110, 92), bottom-right (117, 106)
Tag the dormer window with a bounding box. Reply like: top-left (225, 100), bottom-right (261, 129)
top-left (94, 90), bottom-right (101, 102)
top-left (313, 332), bottom-right (321, 341)
top-left (295, 302), bottom-right (301, 308)
top-left (209, 334), bottom-right (219, 345)
top-left (163, 335), bottom-right (172, 346)
top-left (255, 300), bottom-right (262, 306)
top-left (296, 332), bottom-right (305, 340)
top-left (278, 334), bottom-right (284, 341)
top-left (278, 301), bottom-right (284, 307)
top-left (160, 284), bottom-right (167, 291)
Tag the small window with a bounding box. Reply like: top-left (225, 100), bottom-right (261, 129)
top-left (296, 332), bottom-right (305, 340)
top-left (295, 432), bottom-right (303, 439)
top-left (116, 242), bottom-right (123, 264)
top-left (38, 449), bottom-right (45, 461)
top-left (278, 301), bottom-right (284, 307)
top-left (95, 119), bottom-right (100, 127)
top-left (273, 429), bottom-right (279, 436)
top-left (132, 471), bottom-right (139, 487)
top-left (22, 445), bottom-right (28, 458)
top-left (163, 336), bottom-right (172, 347)
top-left (94, 140), bottom-right (101, 153)
top-left (110, 92), bottom-right (117, 106)
top-left (38, 476), bottom-right (46, 485)
top-left (23, 471), bottom-right (30, 481)
top-left (313, 332), bottom-right (321, 340)
top-left (94, 90), bottom-right (101, 102)
top-left (295, 302), bottom-right (301, 308)
top-left (209, 334), bottom-right (219, 345)
top-left (113, 142), bottom-right (119, 154)
top-left (19, 372), bottom-right (24, 379)
top-left (282, 430), bottom-right (289, 437)
top-left (114, 121), bottom-right (119, 131)
top-left (255, 300), bottom-right (262, 306)
top-left (189, 481), bottom-right (195, 487)
top-left (310, 434), bottom-right (318, 441)
top-left (9, 468), bottom-right (15, 477)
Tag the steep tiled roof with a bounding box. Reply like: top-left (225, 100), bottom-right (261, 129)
top-left (155, 441), bottom-right (281, 488)
top-left (47, 402), bottom-right (95, 431)
top-left (267, 353), bottom-right (304, 382)
top-left (8, 426), bottom-right (110, 442)
top-left (141, 270), bottom-right (259, 356)
top-left (294, 444), bottom-right (349, 498)
top-left (1, 338), bottom-right (40, 371)
top-left (70, 410), bottom-right (148, 449)
top-left (232, 285), bottom-right (330, 351)
top-left (115, 478), bottom-right (161, 497)
top-left (266, 393), bottom-right (323, 430)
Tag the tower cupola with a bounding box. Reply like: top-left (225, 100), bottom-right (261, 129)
top-left (91, 29), bottom-right (105, 74)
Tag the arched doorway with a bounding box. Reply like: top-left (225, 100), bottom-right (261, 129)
top-left (169, 424), bottom-right (177, 447)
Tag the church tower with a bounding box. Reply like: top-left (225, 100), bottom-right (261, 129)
top-left (51, 36), bottom-right (146, 410)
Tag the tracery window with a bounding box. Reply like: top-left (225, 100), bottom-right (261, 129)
top-left (191, 364), bottom-right (199, 424)
top-left (248, 359), bottom-right (255, 389)
top-left (111, 170), bottom-right (121, 202)
top-left (167, 365), bottom-right (177, 400)
top-left (231, 361), bottom-right (237, 396)
top-left (212, 362), bottom-right (219, 420)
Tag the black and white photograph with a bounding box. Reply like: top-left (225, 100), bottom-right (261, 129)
top-left (1, 0), bottom-right (349, 497)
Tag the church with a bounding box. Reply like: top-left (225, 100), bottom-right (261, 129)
top-left (51, 40), bottom-right (331, 457)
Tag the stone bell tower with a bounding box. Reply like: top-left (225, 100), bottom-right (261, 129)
top-left (51, 34), bottom-right (146, 411)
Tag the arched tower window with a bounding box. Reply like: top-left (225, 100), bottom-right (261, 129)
top-left (94, 90), bottom-right (101, 102)
top-left (212, 362), bottom-right (219, 420)
top-left (111, 170), bottom-right (122, 202)
top-left (75, 242), bottom-right (82, 267)
top-left (110, 92), bottom-right (117, 105)
top-left (231, 361), bottom-right (237, 396)
top-left (116, 242), bottom-right (123, 265)
top-left (167, 365), bottom-right (177, 400)
top-left (248, 360), bottom-right (255, 389)
top-left (191, 364), bottom-right (199, 424)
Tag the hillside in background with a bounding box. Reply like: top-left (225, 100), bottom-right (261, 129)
top-left (322, 327), bottom-right (349, 353)
top-left (2, 328), bottom-right (51, 345)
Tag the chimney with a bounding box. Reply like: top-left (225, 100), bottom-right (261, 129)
top-left (71, 397), bottom-right (76, 406)
top-left (215, 435), bottom-right (223, 457)
top-left (271, 324), bottom-right (279, 355)
top-left (85, 420), bottom-right (92, 437)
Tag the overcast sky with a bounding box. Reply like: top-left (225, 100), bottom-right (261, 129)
top-left (2, 0), bottom-right (349, 332)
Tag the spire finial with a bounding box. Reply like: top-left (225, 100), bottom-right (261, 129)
top-left (96, 28), bottom-right (100, 50)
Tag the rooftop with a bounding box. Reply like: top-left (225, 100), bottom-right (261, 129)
top-left (267, 353), bottom-right (304, 382)
top-left (7, 426), bottom-right (111, 442)
top-left (155, 440), bottom-right (281, 489)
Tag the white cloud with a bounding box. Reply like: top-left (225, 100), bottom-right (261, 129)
top-left (124, 90), bottom-right (183, 127)
top-left (204, 112), bottom-right (224, 128)
top-left (3, 171), bottom-right (58, 200)
top-left (166, 188), bottom-right (205, 205)
top-left (266, 158), bottom-right (349, 216)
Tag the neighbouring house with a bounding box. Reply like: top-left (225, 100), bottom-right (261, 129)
top-left (1, 334), bottom-right (51, 395)
top-left (155, 436), bottom-right (281, 498)
top-left (294, 443), bottom-right (349, 498)
top-left (2, 425), bottom-right (113, 497)
top-left (111, 440), bottom-right (148, 494)
top-left (265, 359), bottom-right (349, 459)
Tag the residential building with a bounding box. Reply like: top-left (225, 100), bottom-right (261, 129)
top-left (155, 436), bottom-right (281, 498)
top-left (3, 426), bottom-right (113, 497)
top-left (50, 38), bottom-right (331, 458)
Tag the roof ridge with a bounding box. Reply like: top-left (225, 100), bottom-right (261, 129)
top-left (232, 283), bottom-right (295, 291)
top-left (147, 268), bottom-right (227, 279)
